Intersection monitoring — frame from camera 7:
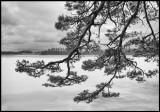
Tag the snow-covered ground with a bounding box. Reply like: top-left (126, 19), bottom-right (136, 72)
top-left (1, 55), bottom-right (159, 111)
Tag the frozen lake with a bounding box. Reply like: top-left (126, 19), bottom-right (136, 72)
top-left (1, 55), bottom-right (159, 111)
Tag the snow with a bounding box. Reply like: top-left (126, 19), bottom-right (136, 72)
top-left (1, 55), bottom-right (159, 111)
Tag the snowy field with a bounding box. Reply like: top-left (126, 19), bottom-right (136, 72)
top-left (1, 55), bottom-right (159, 111)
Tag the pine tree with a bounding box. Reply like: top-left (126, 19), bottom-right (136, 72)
top-left (15, 1), bottom-right (159, 103)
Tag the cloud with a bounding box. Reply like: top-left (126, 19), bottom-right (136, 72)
top-left (1, 4), bottom-right (19, 26)
top-left (33, 35), bottom-right (56, 42)
top-left (1, 1), bottom-right (67, 51)
top-left (2, 1), bottom-right (159, 52)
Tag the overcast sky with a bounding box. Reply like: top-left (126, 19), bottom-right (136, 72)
top-left (1, 2), bottom-right (159, 51)
top-left (2, 1), bottom-right (68, 51)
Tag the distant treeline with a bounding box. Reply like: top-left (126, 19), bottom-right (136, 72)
top-left (1, 50), bottom-right (33, 55)
top-left (1, 48), bottom-right (104, 55)
top-left (1, 48), bottom-right (69, 55)
top-left (1, 48), bottom-right (136, 55)
top-left (40, 48), bottom-right (68, 55)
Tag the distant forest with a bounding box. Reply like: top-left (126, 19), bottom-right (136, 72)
top-left (1, 47), bottom-right (136, 55)
top-left (1, 50), bottom-right (33, 55)
top-left (1, 48), bottom-right (103, 55)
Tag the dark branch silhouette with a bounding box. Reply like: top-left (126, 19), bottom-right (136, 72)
top-left (15, 1), bottom-right (159, 103)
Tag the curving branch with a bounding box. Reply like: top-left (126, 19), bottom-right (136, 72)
top-left (143, 1), bottom-right (159, 51)
top-left (16, 1), bottom-right (106, 88)
top-left (15, 1), bottom-right (159, 103)
top-left (106, 1), bottom-right (140, 47)
top-left (156, 1), bottom-right (159, 7)
top-left (107, 1), bottom-right (117, 27)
